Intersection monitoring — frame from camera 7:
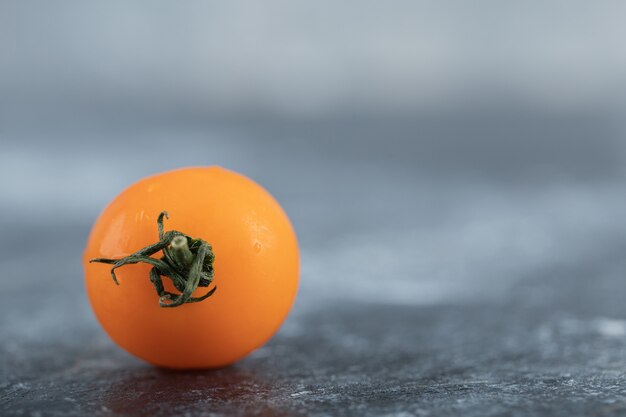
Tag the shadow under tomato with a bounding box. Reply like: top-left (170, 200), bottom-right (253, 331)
top-left (102, 365), bottom-right (294, 417)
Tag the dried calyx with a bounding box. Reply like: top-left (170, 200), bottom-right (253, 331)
top-left (90, 211), bottom-right (216, 308)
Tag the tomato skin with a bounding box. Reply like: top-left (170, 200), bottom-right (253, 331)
top-left (83, 167), bottom-right (299, 369)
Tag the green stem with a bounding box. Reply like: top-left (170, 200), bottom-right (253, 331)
top-left (170, 235), bottom-right (194, 268)
top-left (89, 210), bottom-right (216, 308)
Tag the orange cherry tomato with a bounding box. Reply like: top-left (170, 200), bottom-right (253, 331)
top-left (83, 167), bottom-right (299, 369)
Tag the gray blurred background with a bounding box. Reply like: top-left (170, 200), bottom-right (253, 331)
top-left (3, 1), bottom-right (626, 416)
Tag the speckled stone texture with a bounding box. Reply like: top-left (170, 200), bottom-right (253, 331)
top-left (3, 116), bottom-right (626, 416)
top-left (4, 299), bottom-right (626, 416)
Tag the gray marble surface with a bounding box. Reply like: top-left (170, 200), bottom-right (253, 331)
top-left (3, 114), bottom-right (626, 416)
top-left (5, 300), bottom-right (626, 417)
